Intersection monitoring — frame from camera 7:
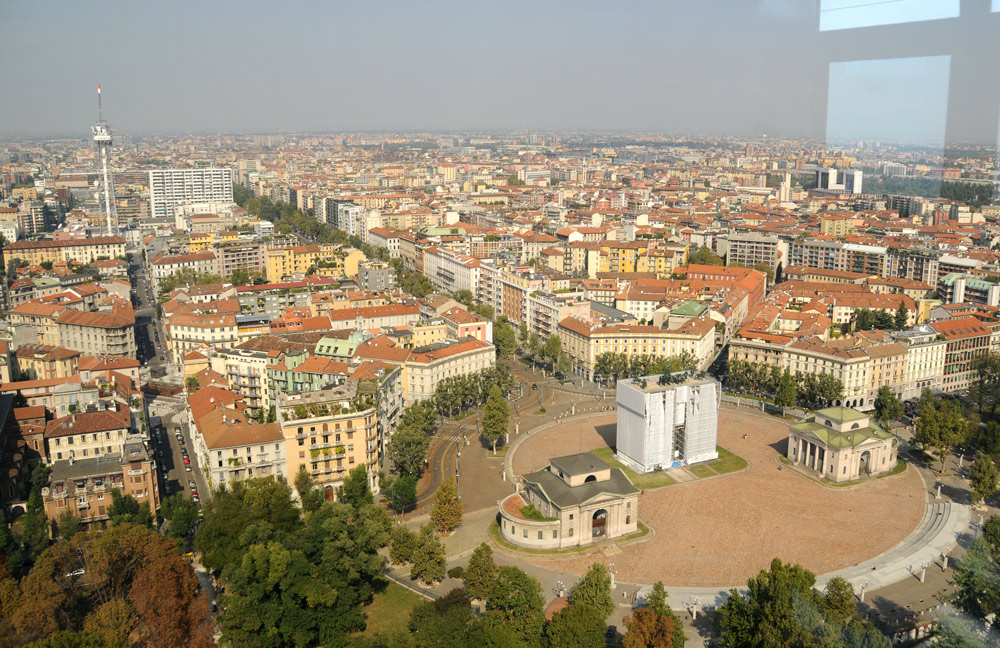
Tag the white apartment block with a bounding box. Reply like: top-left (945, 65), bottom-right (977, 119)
top-left (422, 247), bottom-right (481, 295)
top-left (149, 168), bottom-right (234, 219)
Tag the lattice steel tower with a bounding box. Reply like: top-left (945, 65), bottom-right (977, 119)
top-left (92, 84), bottom-right (118, 236)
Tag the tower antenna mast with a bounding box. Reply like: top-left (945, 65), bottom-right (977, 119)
top-left (92, 84), bottom-right (118, 236)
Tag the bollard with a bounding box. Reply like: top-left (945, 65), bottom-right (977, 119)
top-left (920, 566), bottom-right (926, 583)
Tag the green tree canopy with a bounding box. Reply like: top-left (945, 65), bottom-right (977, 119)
top-left (410, 525), bottom-right (446, 585)
top-left (545, 603), bottom-right (606, 648)
top-left (430, 478), bottom-right (462, 534)
top-left (485, 566), bottom-right (545, 645)
top-left (570, 563), bottom-right (615, 618)
top-left (873, 386), bottom-right (903, 428)
top-left (464, 542), bottom-right (498, 600)
top-left (688, 245), bottom-right (724, 266)
top-left (970, 455), bottom-right (999, 505)
top-left (339, 465), bottom-right (374, 511)
top-left (482, 385), bottom-right (510, 454)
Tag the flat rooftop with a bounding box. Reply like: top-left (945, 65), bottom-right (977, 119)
top-left (619, 372), bottom-right (719, 393)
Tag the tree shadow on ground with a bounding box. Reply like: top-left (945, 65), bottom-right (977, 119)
top-left (862, 595), bottom-right (920, 634)
top-left (935, 482), bottom-right (970, 505)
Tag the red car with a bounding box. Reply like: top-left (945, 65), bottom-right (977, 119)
top-left (183, 457), bottom-right (190, 465)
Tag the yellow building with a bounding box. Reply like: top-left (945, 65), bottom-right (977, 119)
top-left (342, 248), bottom-right (366, 278)
top-left (265, 245), bottom-right (328, 282)
top-left (2, 236), bottom-right (127, 267)
top-left (819, 214), bottom-right (856, 237)
top-left (189, 232), bottom-right (215, 252)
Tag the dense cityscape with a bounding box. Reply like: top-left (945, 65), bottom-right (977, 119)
top-left (3, 3), bottom-right (1000, 648)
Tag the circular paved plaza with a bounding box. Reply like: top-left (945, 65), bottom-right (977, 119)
top-left (510, 407), bottom-right (925, 587)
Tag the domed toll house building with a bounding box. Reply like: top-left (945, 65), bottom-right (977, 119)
top-left (499, 452), bottom-right (639, 550)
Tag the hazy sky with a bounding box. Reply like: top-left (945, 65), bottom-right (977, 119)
top-left (1, 1), bottom-right (997, 144)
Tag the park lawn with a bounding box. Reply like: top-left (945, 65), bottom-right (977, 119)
top-left (877, 458), bottom-right (908, 479)
top-left (688, 464), bottom-right (715, 478)
top-left (590, 447), bottom-right (676, 489)
top-left (362, 581), bottom-right (424, 637)
top-left (706, 446), bottom-right (748, 474)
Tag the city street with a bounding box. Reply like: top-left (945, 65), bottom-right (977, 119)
top-left (147, 394), bottom-right (210, 505)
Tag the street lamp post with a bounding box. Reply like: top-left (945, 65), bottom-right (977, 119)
top-left (689, 596), bottom-right (700, 620)
top-left (860, 578), bottom-right (869, 603)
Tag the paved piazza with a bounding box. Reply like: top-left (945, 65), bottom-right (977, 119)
top-left (510, 407), bottom-right (925, 587)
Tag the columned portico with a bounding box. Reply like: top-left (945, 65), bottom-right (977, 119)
top-left (788, 407), bottom-right (898, 483)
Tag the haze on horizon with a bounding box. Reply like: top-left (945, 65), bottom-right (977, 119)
top-left (2, 1), bottom-right (998, 147)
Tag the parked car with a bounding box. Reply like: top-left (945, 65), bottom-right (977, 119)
top-left (183, 457), bottom-right (190, 465)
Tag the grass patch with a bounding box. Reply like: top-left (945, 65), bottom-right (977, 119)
top-left (707, 446), bottom-right (749, 474)
top-left (520, 504), bottom-right (557, 522)
top-left (362, 580), bottom-right (424, 636)
top-left (689, 464), bottom-right (715, 478)
top-left (533, 408), bottom-right (547, 415)
top-left (451, 409), bottom-right (475, 421)
top-left (488, 444), bottom-right (510, 458)
top-left (779, 455), bottom-right (791, 465)
top-left (489, 520), bottom-right (649, 555)
top-left (877, 458), bottom-right (908, 479)
top-left (590, 447), bottom-right (676, 489)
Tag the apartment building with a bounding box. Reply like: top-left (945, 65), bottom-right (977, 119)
top-left (13, 344), bottom-right (80, 380)
top-left (264, 245), bottom-right (339, 282)
top-left (148, 168), bottom-right (233, 218)
top-left (405, 338), bottom-right (495, 402)
top-left (558, 316), bottom-right (717, 382)
top-left (43, 405), bottom-right (131, 463)
top-left (210, 348), bottom-right (272, 414)
top-left (55, 300), bottom-right (137, 358)
top-left (9, 298), bottom-right (137, 359)
top-left (215, 241), bottom-right (265, 278)
top-left (2, 236), bottom-right (127, 267)
top-left (423, 246), bottom-right (481, 294)
top-left (928, 317), bottom-right (994, 392)
top-left (166, 313), bottom-right (239, 364)
top-left (357, 260), bottom-right (396, 292)
top-left (889, 325), bottom-right (947, 400)
top-left (326, 302), bottom-right (421, 332)
top-left (278, 383), bottom-right (380, 497)
top-left (149, 252), bottom-right (220, 291)
top-left (200, 411), bottom-right (285, 488)
top-left (938, 273), bottom-right (1000, 308)
top-left (368, 227), bottom-right (402, 258)
top-left (42, 442), bottom-right (159, 527)
top-left (726, 232), bottom-right (783, 274)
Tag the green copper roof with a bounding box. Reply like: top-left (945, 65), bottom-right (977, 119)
top-left (814, 406), bottom-right (868, 422)
top-left (671, 300), bottom-right (707, 317)
top-left (790, 420), bottom-right (894, 449)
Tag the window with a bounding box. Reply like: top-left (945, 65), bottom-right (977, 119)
top-left (552, 530), bottom-right (558, 538)
top-left (568, 528), bottom-right (574, 537)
